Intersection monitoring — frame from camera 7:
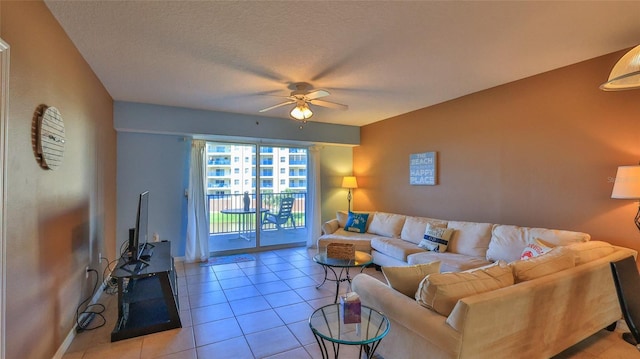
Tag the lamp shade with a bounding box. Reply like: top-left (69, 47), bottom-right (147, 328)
top-left (600, 45), bottom-right (640, 91)
top-left (290, 102), bottom-right (313, 120)
top-left (341, 176), bottom-right (358, 189)
top-left (611, 165), bottom-right (640, 199)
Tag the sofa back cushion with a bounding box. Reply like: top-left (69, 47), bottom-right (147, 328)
top-left (529, 227), bottom-right (591, 246)
top-left (416, 261), bottom-right (513, 316)
top-left (400, 216), bottom-right (448, 244)
top-left (509, 247), bottom-right (575, 283)
top-left (446, 221), bottom-right (493, 257)
top-left (564, 241), bottom-right (615, 266)
top-left (486, 225), bottom-right (529, 262)
top-left (367, 212), bottom-right (406, 238)
top-left (382, 261), bottom-right (441, 297)
top-left (486, 225), bottom-right (590, 263)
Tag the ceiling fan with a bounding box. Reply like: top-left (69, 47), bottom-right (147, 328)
top-left (259, 82), bottom-right (348, 123)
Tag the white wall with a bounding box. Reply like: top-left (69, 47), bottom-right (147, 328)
top-left (114, 101), bottom-right (360, 145)
top-left (117, 132), bottom-right (190, 255)
top-left (115, 102), bottom-right (360, 256)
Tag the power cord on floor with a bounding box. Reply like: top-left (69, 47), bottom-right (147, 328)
top-left (101, 257), bottom-right (119, 295)
top-left (75, 268), bottom-right (106, 332)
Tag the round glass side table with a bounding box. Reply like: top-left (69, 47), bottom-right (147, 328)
top-left (309, 303), bottom-right (390, 359)
top-left (313, 250), bottom-right (373, 303)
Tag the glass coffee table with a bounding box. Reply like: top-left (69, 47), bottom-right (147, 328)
top-left (309, 303), bottom-right (390, 359)
top-left (313, 250), bottom-right (373, 303)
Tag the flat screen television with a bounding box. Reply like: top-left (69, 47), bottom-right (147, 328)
top-left (121, 190), bottom-right (151, 271)
top-left (133, 190), bottom-right (149, 261)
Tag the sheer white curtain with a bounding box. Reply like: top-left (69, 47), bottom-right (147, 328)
top-left (306, 146), bottom-right (323, 248)
top-left (186, 139), bottom-right (209, 262)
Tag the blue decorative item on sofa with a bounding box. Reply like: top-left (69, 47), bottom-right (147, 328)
top-left (345, 212), bottom-right (369, 233)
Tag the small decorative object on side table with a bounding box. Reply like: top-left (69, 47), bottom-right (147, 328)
top-left (309, 303), bottom-right (390, 359)
top-left (327, 242), bottom-right (355, 260)
top-left (340, 292), bottom-right (361, 324)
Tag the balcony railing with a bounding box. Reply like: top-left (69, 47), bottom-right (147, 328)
top-left (207, 159), bottom-right (231, 165)
top-left (207, 192), bottom-right (306, 234)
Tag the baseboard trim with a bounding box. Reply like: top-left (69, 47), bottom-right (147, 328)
top-left (52, 275), bottom-right (112, 359)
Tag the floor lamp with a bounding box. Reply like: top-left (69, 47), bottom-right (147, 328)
top-left (342, 176), bottom-right (358, 212)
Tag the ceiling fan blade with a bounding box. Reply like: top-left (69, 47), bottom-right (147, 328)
top-left (259, 100), bottom-right (295, 112)
top-left (309, 99), bottom-right (349, 111)
top-left (305, 89), bottom-right (330, 100)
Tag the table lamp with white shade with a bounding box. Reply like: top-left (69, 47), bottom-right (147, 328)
top-left (611, 165), bottom-right (640, 232)
top-left (342, 176), bottom-right (358, 212)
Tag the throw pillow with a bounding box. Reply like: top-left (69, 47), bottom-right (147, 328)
top-left (400, 217), bottom-right (448, 245)
top-left (382, 261), bottom-right (441, 297)
top-left (510, 247), bottom-right (575, 283)
top-left (416, 261), bottom-right (514, 316)
top-left (520, 238), bottom-right (554, 260)
top-left (419, 224), bottom-right (454, 253)
top-left (344, 212), bottom-right (369, 233)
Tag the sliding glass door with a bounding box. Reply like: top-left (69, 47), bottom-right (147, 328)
top-left (205, 142), bottom-right (308, 254)
top-left (258, 145), bottom-right (308, 247)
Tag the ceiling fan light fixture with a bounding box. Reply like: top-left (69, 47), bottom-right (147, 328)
top-left (600, 44), bottom-right (640, 91)
top-left (290, 102), bottom-right (313, 121)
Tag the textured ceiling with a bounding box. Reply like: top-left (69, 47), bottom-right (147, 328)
top-left (45, 1), bottom-right (640, 127)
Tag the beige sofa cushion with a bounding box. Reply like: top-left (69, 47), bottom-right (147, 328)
top-left (446, 221), bottom-right (493, 257)
top-left (529, 227), bottom-right (590, 246)
top-left (382, 261), bottom-right (441, 297)
top-left (317, 228), bottom-right (378, 253)
top-left (487, 225), bottom-right (591, 263)
top-left (564, 241), bottom-right (615, 265)
top-left (416, 261), bottom-right (513, 316)
top-left (371, 237), bottom-right (425, 262)
top-left (407, 252), bottom-right (492, 272)
top-left (486, 225), bottom-right (529, 263)
top-left (400, 216), bottom-right (448, 244)
top-left (510, 247), bottom-right (575, 283)
top-left (368, 212), bottom-right (406, 238)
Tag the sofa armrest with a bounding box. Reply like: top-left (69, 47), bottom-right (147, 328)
top-left (322, 219), bottom-right (340, 235)
top-left (351, 274), bottom-right (460, 354)
top-left (446, 246), bottom-right (635, 358)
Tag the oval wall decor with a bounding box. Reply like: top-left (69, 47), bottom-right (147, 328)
top-left (36, 106), bottom-right (66, 170)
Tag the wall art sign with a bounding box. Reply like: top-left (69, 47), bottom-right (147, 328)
top-left (410, 152), bottom-right (437, 185)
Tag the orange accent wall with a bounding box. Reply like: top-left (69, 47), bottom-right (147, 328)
top-left (354, 50), bottom-right (640, 254)
top-left (1, 1), bottom-right (115, 358)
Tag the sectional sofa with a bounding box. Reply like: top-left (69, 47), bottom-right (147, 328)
top-left (319, 211), bottom-right (637, 358)
top-left (320, 211), bottom-right (594, 270)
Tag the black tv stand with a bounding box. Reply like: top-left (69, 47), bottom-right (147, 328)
top-left (118, 259), bottom-right (149, 274)
top-left (111, 241), bottom-right (181, 341)
top-left (139, 243), bottom-right (155, 261)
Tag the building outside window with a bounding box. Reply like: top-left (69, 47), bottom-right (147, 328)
top-left (204, 143), bottom-right (307, 195)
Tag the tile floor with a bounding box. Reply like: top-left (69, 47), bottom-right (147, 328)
top-left (62, 247), bottom-right (640, 359)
